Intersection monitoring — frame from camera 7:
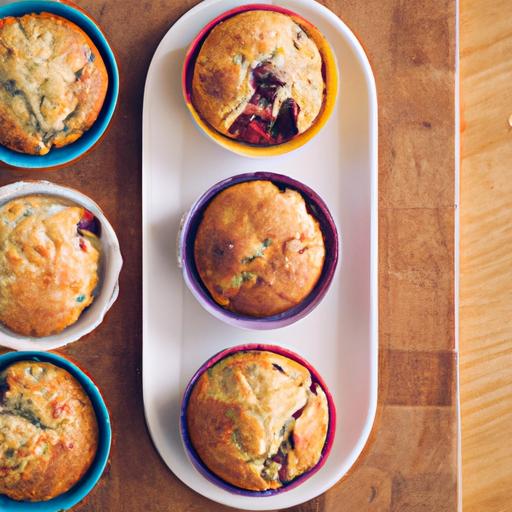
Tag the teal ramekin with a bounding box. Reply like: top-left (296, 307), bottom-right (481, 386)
top-left (0, 1), bottom-right (119, 169)
top-left (0, 351), bottom-right (111, 511)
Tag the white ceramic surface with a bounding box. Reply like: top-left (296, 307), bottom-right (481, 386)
top-left (142, 0), bottom-right (378, 509)
top-left (0, 181), bottom-right (123, 351)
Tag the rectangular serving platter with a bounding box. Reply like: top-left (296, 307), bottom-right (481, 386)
top-left (142, 0), bottom-right (378, 509)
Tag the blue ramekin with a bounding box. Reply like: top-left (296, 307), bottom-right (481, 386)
top-left (0, 1), bottom-right (119, 169)
top-left (0, 351), bottom-right (111, 511)
top-left (179, 172), bottom-right (340, 330)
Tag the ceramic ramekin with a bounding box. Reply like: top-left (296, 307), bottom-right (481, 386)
top-left (182, 3), bottom-right (338, 158)
top-left (180, 343), bottom-right (336, 496)
top-left (0, 350), bottom-right (111, 511)
top-left (0, 1), bottom-right (119, 170)
top-left (0, 181), bottom-right (123, 351)
top-left (178, 172), bottom-right (339, 330)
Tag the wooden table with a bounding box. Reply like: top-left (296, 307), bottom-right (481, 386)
top-left (0, 0), bottom-right (459, 510)
top-left (460, 1), bottom-right (512, 511)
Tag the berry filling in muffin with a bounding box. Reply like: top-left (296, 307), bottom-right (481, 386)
top-left (78, 209), bottom-right (101, 237)
top-left (259, 381), bottom-right (322, 485)
top-left (76, 210), bottom-right (100, 257)
top-left (228, 63), bottom-right (300, 145)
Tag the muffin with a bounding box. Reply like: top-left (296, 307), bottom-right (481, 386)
top-left (0, 195), bottom-right (101, 337)
top-left (186, 350), bottom-right (329, 491)
top-left (0, 12), bottom-right (108, 155)
top-left (194, 180), bottom-right (325, 317)
top-left (191, 10), bottom-right (325, 145)
top-left (0, 361), bottom-right (99, 501)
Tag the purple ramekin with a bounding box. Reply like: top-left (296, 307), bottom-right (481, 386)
top-left (179, 343), bottom-right (337, 496)
top-left (178, 172), bottom-right (339, 330)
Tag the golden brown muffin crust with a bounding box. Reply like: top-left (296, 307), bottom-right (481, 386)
top-left (0, 361), bottom-right (98, 501)
top-left (194, 181), bottom-right (325, 317)
top-left (192, 10), bottom-right (324, 145)
top-left (0, 13), bottom-right (108, 155)
top-left (187, 351), bottom-right (329, 491)
top-left (0, 195), bottom-right (100, 337)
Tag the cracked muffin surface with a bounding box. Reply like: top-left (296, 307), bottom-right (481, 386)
top-left (0, 361), bottom-right (98, 501)
top-left (0, 12), bottom-right (108, 155)
top-left (192, 10), bottom-right (324, 145)
top-left (194, 180), bottom-right (325, 317)
top-left (186, 350), bottom-right (329, 491)
top-left (0, 195), bottom-right (100, 337)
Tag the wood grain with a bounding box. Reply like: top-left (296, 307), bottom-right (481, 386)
top-left (0, 0), bottom-right (458, 510)
top-left (460, 0), bottom-right (512, 511)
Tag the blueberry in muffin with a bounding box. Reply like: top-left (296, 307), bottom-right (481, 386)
top-left (192, 10), bottom-right (325, 145)
top-left (186, 350), bottom-right (329, 491)
top-left (194, 180), bottom-right (325, 317)
top-left (0, 195), bottom-right (101, 337)
top-left (0, 361), bottom-right (98, 501)
top-left (0, 13), bottom-right (108, 155)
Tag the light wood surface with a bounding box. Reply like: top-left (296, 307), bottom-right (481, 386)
top-left (460, 0), bottom-right (512, 510)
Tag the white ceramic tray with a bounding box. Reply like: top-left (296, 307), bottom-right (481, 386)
top-left (142, 0), bottom-right (378, 509)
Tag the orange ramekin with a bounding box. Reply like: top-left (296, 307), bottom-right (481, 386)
top-left (182, 3), bottom-right (338, 158)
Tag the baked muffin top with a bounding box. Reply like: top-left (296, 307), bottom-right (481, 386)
top-left (0, 13), bottom-right (108, 155)
top-left (186, 350), bottom-right (329, 491)
top-left (194, 181), bottom-right (325, 317)
top-left (0, 361), bottom-right (98, 501)
top-left (192, 10), bottom-right (324, 145)
top-left (0, 195), bottom-right (100, 337)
